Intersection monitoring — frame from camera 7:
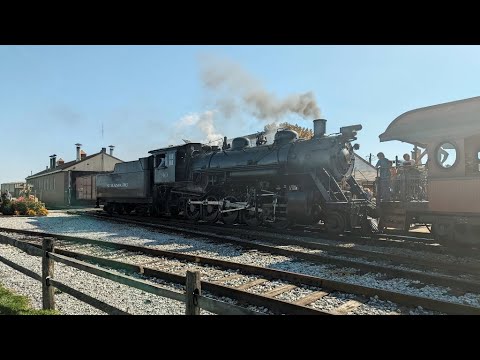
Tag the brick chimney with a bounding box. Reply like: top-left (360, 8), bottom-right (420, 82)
top-left (75, 143), bottom-right (82, 162)
top-left (101, 147), bottom-right (106, 153)
top-left (80, 150), bottom-right (86, 159)
top-left (57, 158), bottom-right (65, 166)
top-left (49, 154), bottom-right (57, 169)
top-left (109, 145), bottom-right (115, 156)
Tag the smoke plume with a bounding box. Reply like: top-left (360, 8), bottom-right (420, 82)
top-left (200, 55), bottom-right (321, 121)
top-left (174, 110), bottom-right (223, 145)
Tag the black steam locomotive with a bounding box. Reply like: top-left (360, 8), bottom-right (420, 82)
top-left (96, 119), bottom-right (375, 234)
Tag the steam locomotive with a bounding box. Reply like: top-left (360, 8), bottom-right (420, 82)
top-left (96, 119), bottom-right (375, 234)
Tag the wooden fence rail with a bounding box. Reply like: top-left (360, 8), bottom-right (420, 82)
top-left (0, 235), bottom-right (262, 315)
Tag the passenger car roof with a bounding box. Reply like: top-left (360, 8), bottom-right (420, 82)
top-left (379, 96), bottom-right (480, 147)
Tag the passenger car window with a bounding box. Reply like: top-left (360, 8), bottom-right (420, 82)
top-left (436, 142), bottom-right (457, 169)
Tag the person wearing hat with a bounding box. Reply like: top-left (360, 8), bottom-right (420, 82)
top-left (375, 152), bottom-right (392, 201)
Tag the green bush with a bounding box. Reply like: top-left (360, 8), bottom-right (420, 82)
top-left (1, 196), bottom-right (49, 216)
top-left (13, 201), bottom-right (28, 215)
top-left (2, 203), bottom-right (14, 215)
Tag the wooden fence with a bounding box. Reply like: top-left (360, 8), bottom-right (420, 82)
top-left (0, 236), bottom-right (262, 315)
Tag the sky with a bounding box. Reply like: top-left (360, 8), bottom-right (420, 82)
top-left (1, 45), bottom-right (480, 184)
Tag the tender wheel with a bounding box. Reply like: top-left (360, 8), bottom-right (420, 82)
top-left (221, 197), bottom-right (239, 225)
top-left (115, 204), bottom-right (125, 215)
top-left (124, 205), bottom-right (134, 215)
top-left (104, 204), bottom-right (114, 215)
top-left (325, 211), bottom-right (346, 235)
top-left (185, 199), bottom-right (201, 221)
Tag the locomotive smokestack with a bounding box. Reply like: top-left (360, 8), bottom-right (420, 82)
top-left (313, 119), bottom-right (327, 138)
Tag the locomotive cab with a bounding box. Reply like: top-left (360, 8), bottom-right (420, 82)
top-left (149, 143), bottom-right (203, 184)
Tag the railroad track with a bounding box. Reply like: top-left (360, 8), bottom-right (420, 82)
top-left (79, 210), bottom-right (480, 259)
top-left (63, 212), bottom-right (480, 289)
top-left (1, 228), bottom-right (480, 315)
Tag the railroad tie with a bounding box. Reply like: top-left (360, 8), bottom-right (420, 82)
top-left (262, 284), bottom-right (297, 298)
top-left (140, 258), bottom-right (166, 267)
top-left (212, 274), bottom-right (243, 284)
top-left (236, 278), bottom-right (269, 290)
top-left (294, 291), bottom-right (329, 306)
top-left (331, 299), bottom-right (366, 315)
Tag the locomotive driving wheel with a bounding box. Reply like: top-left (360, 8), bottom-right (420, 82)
top-left (221, 196), bottom-right (239, 225)
top-left (185, 199), bottom-right (201, 221)
top-left (244, 208), bottom-right (263, 227)
top-left (202, 196), bottom-right (220, 223)
top-left (169, 207), bottom-right (180, 218)
top-left (269, 197), bottom-right (291, 230)
top-left (325, 211), bottom-right (346, 235)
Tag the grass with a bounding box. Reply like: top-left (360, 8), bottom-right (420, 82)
top-left (0, 284), bottom-right (58, 315)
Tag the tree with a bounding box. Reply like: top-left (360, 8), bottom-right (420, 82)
top-left (264, 122), bottom-right (314, 139)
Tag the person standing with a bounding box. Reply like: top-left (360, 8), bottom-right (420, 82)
top-left (375, 152), bottom-right (392, 201)
top-left (402, 153), bottom-right (413, 166)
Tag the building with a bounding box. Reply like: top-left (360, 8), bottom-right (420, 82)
top-left (1, 182), bottom-right (32, 198)
top-left (26, 144), bottom-right (123, 208)
top-left (352, 154), bottom-right (377, 189)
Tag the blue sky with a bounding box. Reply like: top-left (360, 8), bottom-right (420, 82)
top-left (1, 45), bottom-right (479, 184)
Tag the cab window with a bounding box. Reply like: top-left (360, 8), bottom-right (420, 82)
top-left (155, 154), bottom-right (166, 168)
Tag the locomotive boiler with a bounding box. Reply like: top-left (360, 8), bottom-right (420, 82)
top-left (96, 119), bottom-right (375, 235)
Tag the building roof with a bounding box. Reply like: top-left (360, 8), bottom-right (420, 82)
top-left (379, 96), bottom-right (480, 147)
top-left (26, 151), bottom-right (123, 180)
top-left (353, 153), bottom-right (377, 182)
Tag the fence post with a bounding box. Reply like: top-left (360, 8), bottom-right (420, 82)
top-left (185, 270), bottom-right (201, 315)
top-left (42, 238), bottom-right (55, 310)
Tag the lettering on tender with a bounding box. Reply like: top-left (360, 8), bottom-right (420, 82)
top-left (106, 183), bottom-right (129, 188)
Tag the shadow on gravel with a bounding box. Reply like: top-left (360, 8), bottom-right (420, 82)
top-left (18, 214), bottom-right (255, 260)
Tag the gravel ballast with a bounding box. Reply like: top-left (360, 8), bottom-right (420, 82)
top-left (1, 211), bottom-right (479, 314)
